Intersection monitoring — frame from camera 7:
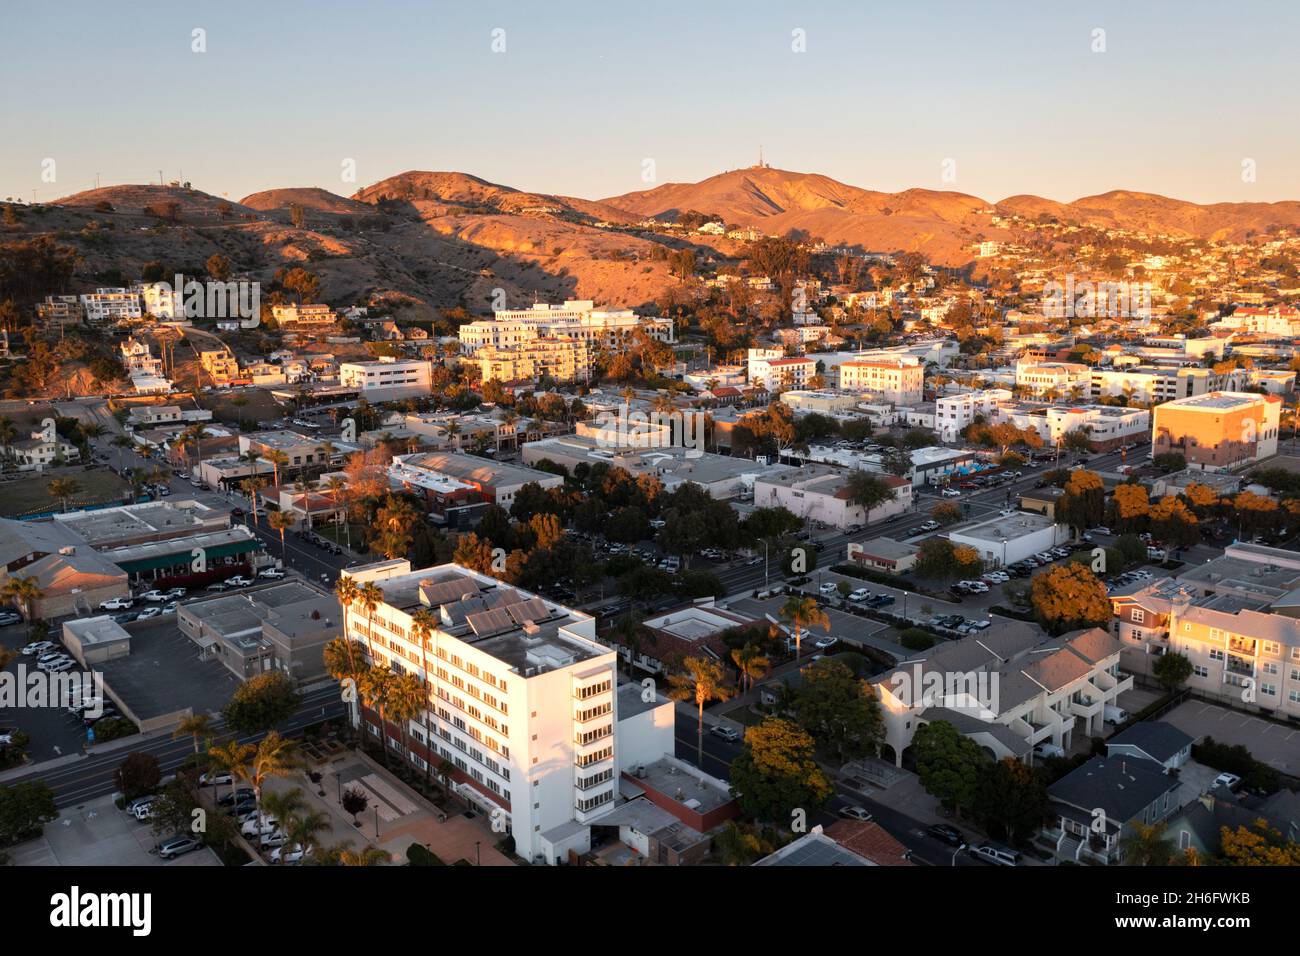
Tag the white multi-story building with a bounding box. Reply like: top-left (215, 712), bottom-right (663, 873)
top-left (934, 388), bottom-right (1012, 442)
top-left (1014, 361), bottom-right (1092, 398)
top-left (1212, 305), bottom-right (1300, 337)
top-left (272, 303), bottom-right (336, 330)
top-left (339, 357), bottom-right (433, 400)
top-left (134, 282), bottom-right (184, 320)
top-left (341, 560), bottom-right (671, 864)
top-left (753, 466), bottom-right (911, 530)
top-left (747, 349), bottom-right (815, 391)
top-left (120, 337), bottom-right (163, 376)
top-left (1090, 365), bottom-right (1246, 404)
top-left (459, 300), bottom-right (674, 354)
top-left (838, 358), bottom-right (925, 405)
top-left (80, 288), bottom-right (142, 325)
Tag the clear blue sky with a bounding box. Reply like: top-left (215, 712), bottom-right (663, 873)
top-left (2, 0), bottom-right (1296, 205)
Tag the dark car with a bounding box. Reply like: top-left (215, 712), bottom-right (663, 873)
top-left (217, 787), bottom-right (255, 808)
top-left (927, 823), bottom-right (966, 847)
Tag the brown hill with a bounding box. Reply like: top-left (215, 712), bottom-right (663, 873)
top-left (240, 187), bottom-right (372, 216)
top-left (52, 184), bottom-right (257, 222)
top-left (998, 189), bottom-right (1300, 240)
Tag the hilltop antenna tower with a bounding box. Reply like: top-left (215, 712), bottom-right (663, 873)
top-left (758, 145), bottom-right (763, 168)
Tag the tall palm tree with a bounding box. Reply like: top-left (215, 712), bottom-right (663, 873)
top-left (356, 582), bottom-right (383, 661)
top-left (267, 509), bottom-right (295, 559)
top-left (2, 576), bottom-right (44, 636)
top-left (387, 671), bottom-right (428, 776)
top-left (358, 665), bottom-right (397, 767)
top-left (444, 420), bottom-right (461, 451)
top-left (409, 609), bottom-right (438, 791)
top-left (240, 476), bottom-right (266, 523)
top-left (172, 713), bottom-right (213, 755)
top-left (178, 424), bottom-right (210, 473)
top-left (778, 595), bottom-right (830, 661)
top-left (668, 656), bottom-right (733, 767)
top-left (245, 732), bottom-right (303, 835)
top-left (325, 475), bottom-right (351, 549)
top-left (280, 806), bottom-right (332, 865)
top-left (207, 738), bottom-right (254, 811)
top-left (265, 449), bottom-right (289, 488)
top-left (730, 643), bottom-right (770, 695)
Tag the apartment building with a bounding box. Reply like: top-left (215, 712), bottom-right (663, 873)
top-left (1090, 365), bottom-right (1246, 404)
top-left (838, 359), bottom-right (924, 404)
top-left (238, 430), bottom-right (353, 473)
top-left (80, 287), bottom-right (143, 325)
top-left (35, 295), bottom-right (83, 331)
top-left (1213, 305), bottom-right (1300, 337)
top-left (271, 303), bottom-right (336, 330)
top-left (474, 338), bottom-right (590, 384)
top-left (460, 300), bottom-right (674, 354)
top-left (747, 352), bottom-right (816, 392)
top-left (934, 388), bottom-right (1012, 442)
top-left (1014, 361), bottom-right (1091, 397)
top-left (870, 625), bottom-right (1132, 767)
top-left (120, 337), bottom-right (163, 376)
top-left (1151, 391), bottom-right (1280, 472)
top-left (1042, 405), bottom-right (1150, 451)
top-left (1112, 575), bottom-right (1300, 720)
top-left (338, 357), bottom-right (433, 401)
top-left (199, 349), bottom-right (245, 387)
top-left (342, 559), bottom-right (669, 864)
top-left (135, 281), bottom-right (184, 320)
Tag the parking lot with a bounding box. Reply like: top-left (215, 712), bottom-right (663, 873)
top-left (7, 793), bottom-right (221, 866)
top-left (1162, 700), bottom-right (1300, 777)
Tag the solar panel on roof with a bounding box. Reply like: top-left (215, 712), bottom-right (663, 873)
top-left (421, 579), bottom-right (480, 607)
top-left (506, 597), bottom-right (551, 626)
top-left (466, 607), bottom-right (516, 638)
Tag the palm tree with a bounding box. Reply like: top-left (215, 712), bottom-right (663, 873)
top-left (245, 732), bottom-right (303, 835)
top-left (329, 845), bottom-right (389, 866)
top-left (265, 449), bottom-right (289, 487)
top-left (444, 420), bottom-right (461, 451)
top-left (356, 582), bottom-right (383, 661)
top-left (267, 509), bottom-right (295, 559)
top-left (172, 713), bottom-right (213, 755)
top-left (207, 738), bottom-right (254, 811)
top-left (293, 477), bottom-right (319, 529)
top-left (358, 665), bottom-right (397, 767)
top-left (409, 609), bottom-right (438, 792)
top-left (2, 576), bottom-right (44, 636)
top-left (241, 476), bottom-right (266, 523)
top-left (178, 424), bottom-right (210, 472)
top-left (280, 806), bottom-right (331, 865)
top-left (778, 595), bottom-right (830, 661)
top-left (325, 475), bottom-right (350, 549)
top-left (730, 643), bottom-right (769, 695)
top-left (323, 636), bottom-right (367, 739)
top-left (47, 477), bottom-right (80, 513)
top-left (668, 656), bottom-right (733, 768)
top-left (387, 671), bottom-right (428, 776)
top-left (111, 434), bottom-right (134, 471)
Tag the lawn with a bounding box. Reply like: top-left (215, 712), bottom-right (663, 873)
top-left (0, 465), bottom-right (131, 517)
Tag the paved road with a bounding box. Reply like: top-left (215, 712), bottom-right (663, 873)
top-left (5, 683), bottom-right (345, 808)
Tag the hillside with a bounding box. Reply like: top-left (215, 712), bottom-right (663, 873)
top-left (240, 187), bottom-right (373, 217)
top-left (52, 184), bottom-right (257, 222)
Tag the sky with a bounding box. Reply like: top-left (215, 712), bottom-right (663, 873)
top-left (2, 0), bottom-right (1298, 206)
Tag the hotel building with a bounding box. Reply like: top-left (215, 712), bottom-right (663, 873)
top-left (838, 358), bottom-right (924, 405)
top-left (1151, 391), bottom-right (1280, 472)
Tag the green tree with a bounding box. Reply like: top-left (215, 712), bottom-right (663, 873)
top-left (1152, 651), bottom-right (1194, 692)
top-left (1057, 469), bottom-right (1105, 536)
top-left (1120, 821), bottom-right (1179, 866)
top-left (221, 671), bottom-right (302, 735)
top-left (791, 659), bottom-right (883, 764)
top-left (668, 657), bottom-right (733, 767)
top-left (973, 757), bottom-right (1047, 846)
top-left (777, 594), bottom-right (829, 660)
top-left (728, 718), bottom-right (832, 823)
top-left (912, 720), bottom-right (987, 817)
top-left (114, 751), bottom-right (162, 800)
top-left (0, 781), bottom-right (58, 846)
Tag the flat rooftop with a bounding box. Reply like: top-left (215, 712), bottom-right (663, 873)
top-left (396, 452), bottom-right (558, 490)
top-left (633, 757), bottom-right (733, 814)
top-left (951, 511), bottom-right (1057, 543)
top-left (63, 615), bottom-right (131, 647)
top-left (1164, 392), bottom-right (1262, 411)
top-left (55, 499), bottom-right (223, 546)
top-left (352, 564), bottom-right (605, 676)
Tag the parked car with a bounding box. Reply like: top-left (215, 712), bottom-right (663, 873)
top-left (217, 787), bottom-right (255, 808)
top-left (240, 815), bottom-right (279, 837)
top-left (941, 488), bottom-right (962, 498)
top-left (226, 576), bottom-right (254, 588)
top-left (0, 610), bottom-right (22, 626)
top-left (161, 602), bottom-right (179, 615)
top-left (818, 582), bottom-right (838, 596)
top-left (269, 842), bottom-right (313, 864)
top-left (206, 581), bottom-right (230, 592)
top-left (814, 636), bottom-right (838, 650)
top-left (136, 606), bottom-right (162, 621)
top-left (1033, 742), bottom-right (1066, 759)
top-left (838, 804), bottom-right (873, 821)
top-left (138, 590), bottom-right (168, 603)
top-left (126, 794), bottom-right (157, 817)
top-left (1103, 705), bottom-right (1129, 724)
top-left (200, 771), bottom-right (235, 788)
top-left (99, 597), bottom-right (134, 610)
top-left (970, 843), bottom-right (1022, 866)
top-left (165, 587), bottom-right (187, 599)
top-left (132, 797), bottom-right (157, 821)
top-left (20, 641), bottom-right (55, 656)
top-left (849, 588), bottom-right (871, 602)
top-left (1212, 772), bottom-right (1242, 791)
top-left (158, 835), bottom-right (202, 860)
top-left (710, 726), bottom-right (741, 743)
top-left (257, 567), bottom-right (286, 580)
top-left (927, 823), bottom-right (966, 847)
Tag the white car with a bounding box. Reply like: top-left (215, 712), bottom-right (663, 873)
top-left (240, 815), bottom-right (279, 837)
top-left (941, 488), bottom-right (962, 498)
top-left (225, 576), bottom-right (254, 588)
top-left (269, 842), bottom-right (313, 864)
top-left (1212, 772), bottom-right (1242, 791)
top-left (813, 636), bottom-right (837, 650)
top-left (257, 568), bottom-right (286, 580)
top-left (838, 804), bottom-right (873, 821)
top-left (818, 583), bottom-right (838, 595)
top-left (138, 590), bottom-right (168, 602)
top-left (136, 606), bottom-right (162, 621)
top-left (99, 597), bottom-right (134, 610)
top-left (848, 588), bottom-right (871, 602)
top-left (201, 771), bottom-right (235, 788)
top-left (21, 641), bottom-right (55, 656)
top-left (41, 658), bottom-right (75, 673)
top-left (161, 602), bottom-right (179, 615)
